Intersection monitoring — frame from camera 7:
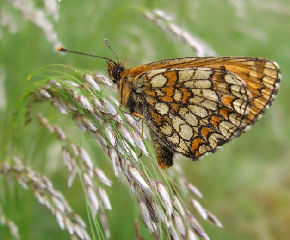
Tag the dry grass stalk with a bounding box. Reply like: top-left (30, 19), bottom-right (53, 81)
top-left (0, 157), bottom-right (90, 240)
top-left (25, 66), bottom-right (223, 239)
top-left (0, 209), bottom-right (20, 240)
top-left (144, 9), bottom-right (216, 57)
top-left (9, 0), bottom-right (61, 48)
top-left (37, 113), bottom-right (112, 235)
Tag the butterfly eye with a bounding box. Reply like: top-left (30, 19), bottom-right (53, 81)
top-left (112, 66), bottom-right (124, 82)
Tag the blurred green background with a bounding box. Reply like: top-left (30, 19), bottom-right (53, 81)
top-left (0, 0), bottom-right (290, 239)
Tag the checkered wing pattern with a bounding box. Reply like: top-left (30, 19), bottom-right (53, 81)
top-left (134, 58), bottom-right (280, 159)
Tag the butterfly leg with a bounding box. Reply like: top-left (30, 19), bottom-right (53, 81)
top-left (151, 132), bottom-right (173, 169)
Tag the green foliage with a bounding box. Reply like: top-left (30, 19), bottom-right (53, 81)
top-left (0, 0), bottom-right (290, 239)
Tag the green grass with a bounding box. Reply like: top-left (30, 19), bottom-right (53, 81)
top-left (1, 0), bottom-right (290, 239)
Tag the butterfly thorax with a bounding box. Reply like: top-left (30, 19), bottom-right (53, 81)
top-left (107, 61), bottom-right (143, 115)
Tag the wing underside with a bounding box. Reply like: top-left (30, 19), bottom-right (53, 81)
top-left (133, 58), bottom-right (280, 160)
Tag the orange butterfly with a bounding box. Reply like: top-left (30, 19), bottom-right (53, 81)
top-left (58, 43), bottom-right (280, 169)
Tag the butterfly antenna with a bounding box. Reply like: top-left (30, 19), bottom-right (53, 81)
top-left (104, 39), bottom-right (120, 62)
top-left (57, 46), bottom-right (112, 62)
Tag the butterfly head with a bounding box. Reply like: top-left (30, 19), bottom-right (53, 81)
top-left (107, 60), bottom-right (124, 83)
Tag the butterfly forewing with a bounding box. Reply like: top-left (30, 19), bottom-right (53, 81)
top-left (128, 57), bottom-right (280, 163)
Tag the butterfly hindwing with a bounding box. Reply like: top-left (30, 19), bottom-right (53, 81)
top-left (129, 58), bottom-right (280, 164)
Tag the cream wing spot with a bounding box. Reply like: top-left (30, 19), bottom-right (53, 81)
top-left (265, 61), bottom-right (277, 70)
top-left (219, 124), bottom-right (230, 138)
top-left (184, 81), bottom-right (196, 88)
top-left (156, 89), bottom-right (165, 96)
top-left (155, 103), bottom-right (169, 115)
top-left (253, 97), bottom-right (266, 109)
top-left (193, 68), bottom-right (212, 79)
top-left (244, 61), bottom-right (255, 66)
top-left (263, 76), bottom-right (276, 85)
top-left (225, 73), bottom-right (242, 85)
top-left (261, 88), bottom-right (272, 97)
top-left (178, 70), bottom-right (194, 82)
top-left (231, 85), bottom-right (244, 98)
top-left (173, 89), bottom-right (182, 101)
top-left (209, 133), bottom-right (225, 148)
top-left (184, 111), bottom-right (198, 127)
top-left (179, 124), bottom-right (193, 141)
top-left (263, 77), bottom-right (276, 89)
top-left (233, 99), bottom-right (249, 114)
top-left (189, 105), bottom-right (208, 118)
top-left (250, 71), bottom-right (259, 78)
top-left (201, 100), bottom-right (217, 111)
top-left (179, 107), bottom-right (188, 116)
top-left (229, 113), bottom-right (242, 126)
top-left (214, 82), bottom-right (228, 91)
top-left (184, 79), bottom-right (212, 89)
top-left (150, 74), bottom-right (167, 88)
top-left (177, 139), bottom-right (189, 153)
top-left (147, 69), bottom-right (166, 78)
top-left (160, 123), bottom-right (173, 135)
top-left (167, 133), bottom-right (180, 145)
top-left (219, 121), bottom-right (236, 138)
top-left (170, 114), bottom-right (185, 132)
top-left (191, 89), bottom-right (201, 96)
top-left (198, 145), bottom-right (209, 154)
top-left (194, 80), bottom-right (212, 88)
top-left (188, 95), bottom-right (204, 104)
top-left (264, 68), bottom-right (277, 78)
top-left (202, 89), bottom-right (218, 102)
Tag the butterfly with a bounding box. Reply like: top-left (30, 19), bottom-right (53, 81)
top-left (58, 43), bottom-right (281, 169)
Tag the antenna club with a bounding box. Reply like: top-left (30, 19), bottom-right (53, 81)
top-left (104, 39), bottom-right (119, 62)
top-left (57, 46), bottom-right (65, 52)
top-left (54, 46), bottom-right (112, 61)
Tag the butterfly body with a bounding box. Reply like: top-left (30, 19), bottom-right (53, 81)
top-left (108, 57), bottom-right (280, 168)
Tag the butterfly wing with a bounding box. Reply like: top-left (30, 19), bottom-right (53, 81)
top-left (131, 57), bottom-right (280, 161)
